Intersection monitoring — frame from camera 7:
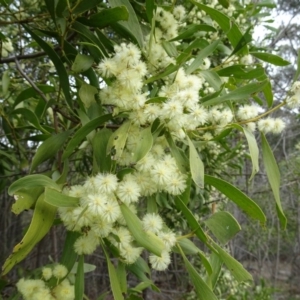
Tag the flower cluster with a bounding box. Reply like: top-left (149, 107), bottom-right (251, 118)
top-left (16, 264), bottom-right (74, 300)
top-left (58, 168), bottom-right (179, 269)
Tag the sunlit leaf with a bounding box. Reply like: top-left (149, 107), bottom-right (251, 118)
top-left (205, 212), bottom-right (241, 244)
top-left (261, 133), bottom-right (287, 229)
top-left (44, 187), bottom-right (79, 207)
top-left (204, 175), bottom-right (266, 224)
top-left (8, 175), bottom-right (61, 196)
top-left (2, 194), bottom-right (56, 275)
top-left (30, 130), bottom-right (71, 173)
top-left (251, 52), bottom-right (290, 66)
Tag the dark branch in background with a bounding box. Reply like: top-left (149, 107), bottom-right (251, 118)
top-left (0, 32), bottom-right (76, 64)
top-left (0, 50), bottom-right (47, 64)
top-left (15, 57), bottom-right (48, 103)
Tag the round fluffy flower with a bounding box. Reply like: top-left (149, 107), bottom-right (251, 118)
top-left (150, 161), bottom-right (172, 186)
top-left (244, 122), bottom-right (256, 132)
top-left (291, 81), bottom-right (300, 94)
top-left (164, 172), bottom-right (187, 195)
top-left (85, 194), bottom-right (107, 216)
top-left (237, 105), bottom-right (259, 120)
top-left (142, 213), bottom-right (163, 234)
top-left (149, 251), bottom-right (171, 271)
top-left (53, 264), bottom-right (68, 279)
top-left (91, 218), bottom-right (114, 238)
top-left (102, 199), bottom-right (121, 223)
top-left (116, 177), bottom-right (141, 204)
top-left (112, 227), bottom-right (133, 246)
top-left (158, 231), bottom-right (177, 250)
top-left (272, 118), bottom-right (286, 134)
top-left (188, 105), bottom-right (208, 125)
top-left (52, 279), bottom-right (75, 300)
top-left (42, 267), bottom-right (53, 280)
top-left (173, 5), bottom-right (186, 21)
top-left (74, 233), bottom-right (98, 255)
top-left (257, 118), bottom-right (275, 134)
top-left (119, 244), bottom-right (143, 264)
top-left (94, 173), bottom-right (118, 194)
top-left (286, 95), bottom-right (300, 108)
top-left (16, 279), bottom-right (48, 300)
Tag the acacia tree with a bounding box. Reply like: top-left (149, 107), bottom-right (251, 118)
top-left (0, 0), bottom-right (299, 299)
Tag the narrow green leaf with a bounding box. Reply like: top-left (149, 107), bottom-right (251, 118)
top-left (217, 65), bottom-right (265, 80)
top-left (198, 250), bottom-right (213, 276)
top-left (75, 255), bottom-right (84, 300)
top-left (206, 252), bottom-right (222, 289)
top-left (2, 70), bottom-right (10, 95)
top-left (261, 133), bottom-right (287, 229)
top-left (165, 130), bottom-right (188, 173)
top-left (204, 175), bottom-right (266, 224)
top-left (212, 241), bottom-right (252, 282)
top-left (263, 80), bottom-right (273, 107)
top-left (126, 257), bottom-right (150, 282)
top-left (202, 80), bottom-right (269, 106)
top-left (44, 0), bottom-right (56, 21)
top-left (8, 175), bottom-right (61, 196)
top-left (186, 40), bottom-right (220, 74)
top-left (199, 70), bottom-right (223, 92)
top-left (92, 128), bottom-right (113, 173)
top-left (174, 196), bottom-right (207, 243)
top-left (79, 83), bottom-right (97, 108)
top-left (145, 64), bottom-right (178, 84)
top-left (72, 54), bottom-right (94, 73)
top-left (230, 26), bottom-right (252, 57)
top-left (2, 193), bottom-right (57, 275)
top-left (71, 21), bottom-right (106, 62)
top-left (62, 114), bottom-right (112, 160)
top-left (109, 0), bottom-right (144, 48)
top-left (72, 0), bottom-right (102, 14)
top-left (120, 203), bottom-right (165, 256)
top-left (255, 0), bottom-right (276, 8)
top-left (231, 124), bottom-right (259, 180)
top-left (60, 231), bottom-right (80, 271)
top-left (180, 175), bottom-right (192, 205)
top-left (11, 187), bottom-right (43, 215)
top-left (178, 246), bottom-right (218, 300)
top-left (251, 52), bottom-right (290, 66)
top-left (146, 0), bottom-right (156, 23)
top-left (145, 97), bottom-right (167, 104)
top-left (78, 6), bottom-right (129, 28)
top-left (170, 24), bottom-right (216, 42)
top-left (205, 212), bottom-right (241, 244)
top-left (218, 0), bottom-right (229, 8)
top-left (117, 262), bottom-right (127, 294)
top-left (187, 136), bottom-right (204, 188)
top-left (293, 49), bottom-right (300, 83)
top-left (103, 247), bottom-right (125, 300)
top-left (44, 187), bottom-right (79, 207)
top-left (107, 121), bottom-right (131, 160)
top-left (175, 238), bottom-right (199, 255)
top-left (11, 108), bottom-right (51, 134)
top-left (30, 130), bottom-right (71, 173)
top-left (23, 25), bottom-right (73, 109)
top-left (132, 127), bottom-right (153, 162)
top-left (14, 85), bottom-right (55, 107)
top-left (162, 41), bottom-right (178, 57)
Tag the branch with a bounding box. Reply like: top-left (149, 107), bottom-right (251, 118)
top-left (15, 57), bottom-right (48, 103)
top-left (0, 51), bottom-right (47, 64)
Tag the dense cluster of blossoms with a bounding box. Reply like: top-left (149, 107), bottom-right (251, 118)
top-left (59, 4), bottom-right (292, 272)
top-left (16, 264), bottom-right (74, 300)
top-left (9, 1), bottom-right (298, 298)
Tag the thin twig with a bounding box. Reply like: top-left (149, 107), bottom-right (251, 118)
top-left (14, 57), bottom-right (48, 103)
